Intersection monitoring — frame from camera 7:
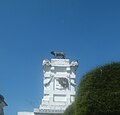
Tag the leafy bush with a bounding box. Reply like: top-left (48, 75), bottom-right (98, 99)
top-left (63, 102), bottom-right (75, 115)
top-left (75, 62), bottom-right (120, 115)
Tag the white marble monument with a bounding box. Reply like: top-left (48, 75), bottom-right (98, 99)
top-left (18, 52), bottom-right (78, 115)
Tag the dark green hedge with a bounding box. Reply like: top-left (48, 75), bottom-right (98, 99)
top-left (63, 102), bottom-right (75, 115)
top-left (75, 62), bottom-right (120, 115)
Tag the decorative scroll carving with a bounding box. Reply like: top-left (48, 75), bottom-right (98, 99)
top-left (70, 60), bottom-right (78, 66)
top-left (44, 74), bottom-right (54, 87)
top-left (43, 59), bottom-right (51, 66)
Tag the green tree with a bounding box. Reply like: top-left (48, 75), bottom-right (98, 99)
top-left (63, 102), bottom-right (75, 115)
top-left (75, 62), bottom-right (120, 115)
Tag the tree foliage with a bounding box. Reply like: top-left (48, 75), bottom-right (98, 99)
top-left (63, 102), bottom-right (75, 115)
top-left (75, 62), bottom-right (120, 115)
top-left (63, 62), bottom-right (120, 115)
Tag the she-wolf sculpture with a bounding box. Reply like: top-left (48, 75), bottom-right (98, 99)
top-left (51, 51), bottom-right (66, 59)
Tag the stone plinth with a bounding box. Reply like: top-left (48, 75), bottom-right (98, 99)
top-left (18, 55), bottom-right (78, 115)
top-left (18, 112), bottom-right (34, 115)
top-left (36, 58), bottom-right (78, 114)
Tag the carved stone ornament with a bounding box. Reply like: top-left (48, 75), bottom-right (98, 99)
top-left (56, 78), bottom-right (69, 90)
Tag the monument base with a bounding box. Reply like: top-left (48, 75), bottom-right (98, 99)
top-left (18, 107), bottom-right (64, 115)
top-left (34, 108), bottom-right (63, 115)
top-left (18, 112), bottom-right (34, 115)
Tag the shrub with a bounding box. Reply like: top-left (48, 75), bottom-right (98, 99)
top-left (75, 62), bottom-right (120, 115)
top-left (63, 102), bottom-right (75, 115)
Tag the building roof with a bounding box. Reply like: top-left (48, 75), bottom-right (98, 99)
top-left (0, 94), bottom-right (7, 106)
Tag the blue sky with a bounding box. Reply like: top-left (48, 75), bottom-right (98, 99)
top-left (0, 0), bottom-right (120, 115)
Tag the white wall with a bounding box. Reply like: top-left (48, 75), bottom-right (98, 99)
top-left (18, 112), bottom-right (34, 115)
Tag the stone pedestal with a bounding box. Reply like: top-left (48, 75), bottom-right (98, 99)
top-left (34, 58), bottom-right (78, 115)
top-left (18, 55), bottom-right (78, 115)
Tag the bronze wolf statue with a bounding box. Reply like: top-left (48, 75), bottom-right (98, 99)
top-left (51, 51), bottom-right (66, 59)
